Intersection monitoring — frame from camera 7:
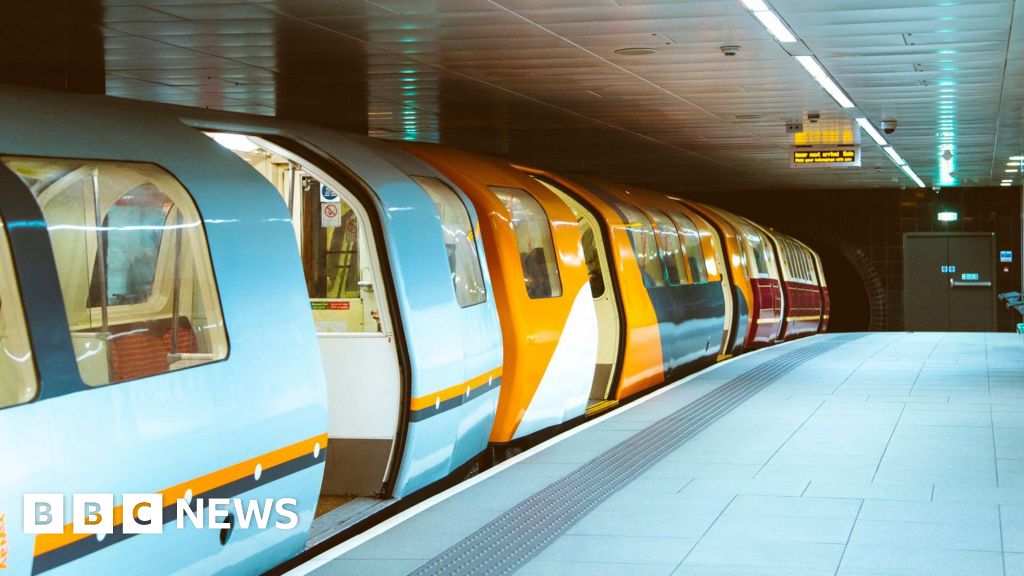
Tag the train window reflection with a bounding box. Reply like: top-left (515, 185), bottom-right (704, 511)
top-left (489, 186), bottom-right (563, 299)
top-left (616, 204), bottom-right (666, 288)
top-left (413, 176), bottom-right (487, 308)
top-left (648, 211), bottom-right (687, 285)
top-left (670, 212), bottom-right (709, 283)
top-left (2, 157), bottom-right (229, 387)
top-left (0, 214), bottom-right (37, 408)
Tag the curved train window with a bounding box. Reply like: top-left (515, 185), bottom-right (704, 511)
top-left (2, 157), bottom-right (228, 386)
top-left (742, 228), bottom-right (769, 278)
top-left (578, 221), bottom-right (605, 298)
top-left (413, 176), bottom-right (487, 307)
top-left (670, 212), bottom-right (708, 283)
top-left (0, 215), bottom-right (37, 408)
top-left (756, 230), bottom-right (777, 276)
top-left (616, 204), bottom-right (666, 288)
top-left (648, 211), bottom-right (687, 285)
top-left (490, 186), bottom-right (562, 299)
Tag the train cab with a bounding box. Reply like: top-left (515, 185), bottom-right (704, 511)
top-left (398, 143), bottom-right (598, 446)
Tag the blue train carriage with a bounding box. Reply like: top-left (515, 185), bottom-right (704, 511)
top-left (0, 87), bottom-right (326, 574)
top-left (176, 111), bottom-right (504, 501)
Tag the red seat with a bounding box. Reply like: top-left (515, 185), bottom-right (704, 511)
top-left (109, 318), bottom-right (197, 382)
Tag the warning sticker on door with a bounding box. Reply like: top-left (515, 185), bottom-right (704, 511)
top-left (322, 202), bottom-right (341, 228)
top-left (311, 301), bottom-right (351, 311)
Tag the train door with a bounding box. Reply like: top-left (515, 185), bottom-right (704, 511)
top-left (532, 177), bottom-right (621, 407)
top-left (207, 134), bottom-right (402, 501)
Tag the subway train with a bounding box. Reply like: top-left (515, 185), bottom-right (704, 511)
top-left (0, 86), bottom-right (827, 576)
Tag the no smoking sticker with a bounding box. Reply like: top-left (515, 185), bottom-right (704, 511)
top-left (322, 202), bottom-right (341, 227)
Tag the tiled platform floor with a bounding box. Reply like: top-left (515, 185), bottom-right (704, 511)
top-left (295, 332), bottom-right (1024, 576)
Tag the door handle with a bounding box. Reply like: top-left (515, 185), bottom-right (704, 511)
top-left (950, 279), bottom-right (992, 288)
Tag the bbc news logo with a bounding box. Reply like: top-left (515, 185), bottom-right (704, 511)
top-left (23, 494), bottom-right (299, 535)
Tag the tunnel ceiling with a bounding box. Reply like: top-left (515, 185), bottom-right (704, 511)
top-left (2, 0), bottom-right (1022, 193)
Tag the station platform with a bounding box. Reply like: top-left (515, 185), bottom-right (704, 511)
top-left (289, 332), bottom-right (1024, 576)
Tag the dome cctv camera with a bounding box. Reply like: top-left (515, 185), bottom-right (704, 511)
top-left (720, 45), bottom-right (740, 57)
top-left (881, 119), bottom-right (897, 134)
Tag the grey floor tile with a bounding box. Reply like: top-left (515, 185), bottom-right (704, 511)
top-left (514, 561), bottom-right (676, 576)
top-left (1006, 552), bottom-right (1024, 576)
top-left (837, 544), bottom-right (1003, 576)
top-left (849, 518), bottom-right (1001, 552)
top-left (310, 559), bottom-right (425, 576)
top-left (803, 480), bottom-right (932, 502)
top-left (532, 534), bottom-right (697, 565)
top-left (704, 513), bottom-right (854, 544)
top-left (681, 538), bottom-right (845, 573)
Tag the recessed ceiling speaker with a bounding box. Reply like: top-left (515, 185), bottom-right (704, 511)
top-left (614, 47), bottom-right (657, 56)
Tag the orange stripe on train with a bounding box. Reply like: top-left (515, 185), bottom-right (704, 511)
top-left (409, 367), bottom-right (502, 412)
top-left (32, 433), bottom-right (327, 557)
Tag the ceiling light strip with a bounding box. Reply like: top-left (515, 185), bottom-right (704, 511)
top-left (738, 0), bottom-right (926, 188)
top-left (855, 117), bottom-right (887, 146)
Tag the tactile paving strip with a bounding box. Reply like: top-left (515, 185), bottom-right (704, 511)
top-left (406, 334), bottom-right (864, 576)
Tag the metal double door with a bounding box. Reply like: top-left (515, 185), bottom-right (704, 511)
top-left (904, 232), bottom-right (996, 331)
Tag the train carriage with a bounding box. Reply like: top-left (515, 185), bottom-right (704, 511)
top-left (0, 86), bottom-right (327, 576)
top-left (681, 202), bottom-right (784, 349)
top-left (399, 143), bottom-right (598, 445)
top-left (762, 228), bottom-right (826, 340)
top-left (176, 115), bottom-right (505, 501)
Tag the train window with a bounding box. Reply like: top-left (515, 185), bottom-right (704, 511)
top-left (412, 176), bottom-right (487, 308)
top-left (490, 186), bottom-right (563, 299)
top-left (669, 212), bottom-right (709, 283)
top-left (578, 221), bottom-right (605, 298)
top-left (744, 230), bottom-right (769, 278)
top-left (648, 211), bottom-right (687, 285)
top-left (2, 157), bottom-right (228, 387)
top-left (757, 230), bottom-right (777, 276)
top-left (0, 214), bottom-right (37, 408)
top-left (616, 204), bottom-right (666, 288)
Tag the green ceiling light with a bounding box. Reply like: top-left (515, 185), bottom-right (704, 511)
top-left (937, 211), bottom-right (958, 222)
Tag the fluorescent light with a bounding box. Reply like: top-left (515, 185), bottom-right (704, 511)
top-left (754, 10), bottom-right (797, 42)
top-left (937, 211), bottom-right (958, 222)
top-left (795, 56), bottom-right (855, 108)
top-left (883, 146), bottom-right (907, 165)
top-left (1011, 155), bottom-right (1024, 161)
top-left (740, 0), bottom-right (770, 9)
top-left (856, 118), bottom-right (887, 145)
top-left (900, 164), bottom-right (926, 188)
top-left (210, 132), bottom-right (259, 153)
top-left (1009, 162), bottom-right (1022, 167)
top-left (1007, 169), bottom-right (1018, 173)
top-left (1002, 183), bottom-right (1013, 187)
